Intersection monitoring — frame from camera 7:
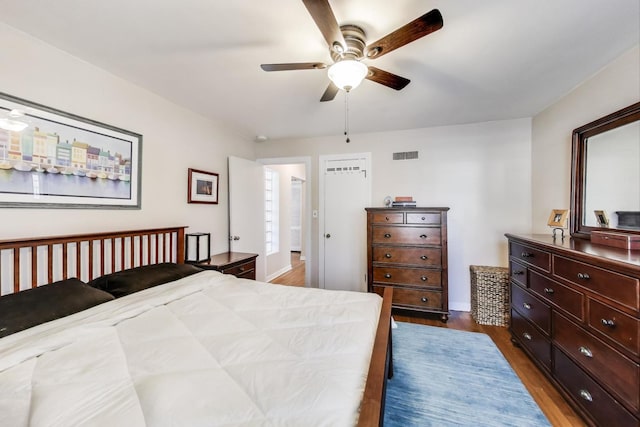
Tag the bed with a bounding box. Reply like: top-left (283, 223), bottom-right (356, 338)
top-left (0, 226), bottom-right (393, 426)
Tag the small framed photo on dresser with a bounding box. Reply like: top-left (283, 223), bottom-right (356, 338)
top-left (547, 209), bottom-right (569, 227)
top-left (594, 210), bottom-right (610, 227)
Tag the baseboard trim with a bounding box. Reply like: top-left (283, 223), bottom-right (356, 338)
top-left (266, 264), bottom-right (292, 282)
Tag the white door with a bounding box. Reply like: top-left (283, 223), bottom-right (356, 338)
top-left (228, 156), bottom-right (266, 281)
top-left (320, 154), bottom-right (371, 292)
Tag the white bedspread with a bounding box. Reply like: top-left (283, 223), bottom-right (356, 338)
top-left (0, 271), bottom-right (382, 427)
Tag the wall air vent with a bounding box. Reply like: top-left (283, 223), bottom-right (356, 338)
top-left (392, 151), bottom-right (419, 160)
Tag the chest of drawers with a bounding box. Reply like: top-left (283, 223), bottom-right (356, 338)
top-left (367, 207), bottom-right (449, 321)
top-left (506, 234), bottom-right (640, 426)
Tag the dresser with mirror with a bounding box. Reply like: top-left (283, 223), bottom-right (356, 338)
top-left (506, 102), bottom-right (640, 426)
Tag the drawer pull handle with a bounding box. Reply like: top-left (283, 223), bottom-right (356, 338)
top-left (421, 216), bottom-right (426, 220)
top-left (513, 270), bottom-right (524, 276)
top-left (523, 332), bottom-right (532, 341)
top-left (421, 276), bottom-right (428, 281)
top-left (577, 272), bottom-right (590, 280)
top-left (421, 297), bottom-right (428, 303)
top-left (579, 389), bottom-right (593, 402)
top-left (600, 318), bottom-right (616, 328)
top-left (384, 273), bottom-right (392, 279)
top-left (420, 255), bottom-right (428, 260)
top-left (522, 303), bottom-right (532, 310)
top-left (521, 252), bottom-right (533, 258)
top-left (579, 346), bottom-right (593, 358)
top-left (543, 287), bottom-right (554, 294)
top-left (385, 253), bottom-right (392, 258)
top-left (239, 267), bottom-right (245, 272)
top-left (384, 233), bottom-right (391, 238)
top-left (385, 216), bottom-right (389, 221)
top-left (419, 234), bottom-right (427, 239)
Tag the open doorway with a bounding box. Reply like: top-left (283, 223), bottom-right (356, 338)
top-left (258, 157), bottom-right (311, 287)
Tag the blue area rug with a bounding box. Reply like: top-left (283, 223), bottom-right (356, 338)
top-left (383, 322), bottom-right (550, 426)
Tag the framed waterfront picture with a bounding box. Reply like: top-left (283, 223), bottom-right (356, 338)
top-left (187, 168), bottom-right (218, 204)
top-left (0, 92), bottom-right (142, 209)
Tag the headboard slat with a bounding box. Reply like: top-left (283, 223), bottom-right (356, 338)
top-left (0, 227), bottom-right (187, 297)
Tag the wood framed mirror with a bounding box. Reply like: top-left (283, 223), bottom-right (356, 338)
top-left (570, 101), bottom-right (640, 239)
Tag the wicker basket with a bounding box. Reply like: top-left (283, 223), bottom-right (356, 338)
top-left (470, 265), bottom-right (510, 326)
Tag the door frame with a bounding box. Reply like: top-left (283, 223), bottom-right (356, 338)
top-left (318, 152), bottom-right (372, 289)
top-left (257, 156), bottom-right (312, 287)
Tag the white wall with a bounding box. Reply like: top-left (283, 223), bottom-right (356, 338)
top-left (0, 23), bottom-right (254, 255)
top-left (531, 45), bottom-right (640, 232)
top-left (256, 118), bottom-right (532, 311)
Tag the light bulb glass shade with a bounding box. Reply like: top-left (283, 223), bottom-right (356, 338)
top-left (328, 60), bottom-right (368, 91)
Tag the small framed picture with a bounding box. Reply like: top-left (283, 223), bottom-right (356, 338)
top-left (594, 210), bottom-right (610, 227)
top-left (188, 168), bottom-right (218, 204)
top-left (547, 209), bottom-right (569, 227)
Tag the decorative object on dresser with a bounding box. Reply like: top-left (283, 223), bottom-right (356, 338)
top-left (190, 251), bottom-right (258, 280)
top-left (366, 207), bottom-right (449, 321)
top-left (187, 168), bottom-right (219, 204)
top-left (185, 232), bottom-right (211, 262)
top-left (505, 234), bottom-right (639, 426)
top-left (547, 208), bottom-right (569, 239)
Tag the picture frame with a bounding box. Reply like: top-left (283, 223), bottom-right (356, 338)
top-left (0, 92), bottom-right (142, 209)
top-left (547, 209), bottom-right (569, 227)
top-left (594, 209), bottom-right (610, 227)
top-left (188, 168), bottom-right (218, 204)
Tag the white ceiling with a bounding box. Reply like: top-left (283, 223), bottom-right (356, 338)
top-left (1, 0), bottom-right (639, 141)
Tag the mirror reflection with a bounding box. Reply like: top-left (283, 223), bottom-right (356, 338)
top-left (583, 121), bottom-right (640, 229)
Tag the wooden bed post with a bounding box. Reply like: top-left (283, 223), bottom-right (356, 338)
top-left (357, 286), bottom-right (394, 427)
top-left (176, 227), bottom-right (185, 263)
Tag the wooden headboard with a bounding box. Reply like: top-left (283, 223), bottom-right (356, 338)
top-left (0, 226), bottom-right (186, 296)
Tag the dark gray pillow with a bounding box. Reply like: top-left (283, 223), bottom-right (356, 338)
top-left (87, 263), bottom-right (203, 298)
top-left (0, 278), bottom-right (114, 338)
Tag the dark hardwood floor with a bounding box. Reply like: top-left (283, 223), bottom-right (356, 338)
top-left (269, 253), bottom-right (585, 427)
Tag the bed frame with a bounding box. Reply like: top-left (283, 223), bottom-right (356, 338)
top-left (0, 226), bottom-right (393, 426)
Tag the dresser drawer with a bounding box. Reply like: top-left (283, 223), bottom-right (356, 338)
top-left (554, 349), bottom-right (639, 427)
top-left (406, 212), bottom-right (441, 224)
top-left (223, 260), bottom-right (255, 278)
top-left (370, 212), bottom-right (403, 224)
top-left (373, 285), bottom-right (442, 311)
top-left (511, 283), bottom-right (551, 334)
top-left (372, 226), bottom-right (441, 245)
top-left (372, 246), bottom-right (441, 267)
top-left (553, 256), bottom-right (639, 311)
top-left (510, 310), bottom-right (551, 370)
top-left (509, 241), bottom-right (550, 272)
top-left (529, 270), bottom-right (583, 321)
top-left (553, 312), bottom-right (639, 412)
top-left (373, 267), bottom-right (441, 287)
top-left (588, 298), bottom-right (639, 356)
top-left (510, 260), bottom-right (527, 287)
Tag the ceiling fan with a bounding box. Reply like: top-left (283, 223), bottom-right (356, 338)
top-left (260, 0), bottom-right (443, 102)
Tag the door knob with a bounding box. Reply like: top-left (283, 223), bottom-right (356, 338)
top-left (325, 233), bottom-right (331, 238)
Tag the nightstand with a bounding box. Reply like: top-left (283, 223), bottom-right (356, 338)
top-left (191, 252), bottom-right (258, 280)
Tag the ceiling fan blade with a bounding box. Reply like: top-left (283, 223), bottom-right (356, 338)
top-left (260, 62), bottom-right (327, 71)
top-left (365, 9), bottom-right (443, 59)
top-left (301, 0), bottom-right (347, 52)
top-left (366, 67), bottom-right (410, 90)
top-left (320, 82), bottom-right (339, 102)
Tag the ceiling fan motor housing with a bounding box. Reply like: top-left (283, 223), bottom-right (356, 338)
top-left (331, 25), bottom-right (367, 62)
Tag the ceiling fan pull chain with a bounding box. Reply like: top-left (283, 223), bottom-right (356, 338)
top-left (344, 91), bottom-right (350, 143)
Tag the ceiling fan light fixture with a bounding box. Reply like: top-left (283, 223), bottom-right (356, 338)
top-left (328, 60), bottom-right (368, 92)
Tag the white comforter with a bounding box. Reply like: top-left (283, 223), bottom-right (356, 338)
top-left (0, 271), bottom-right (382, 427)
